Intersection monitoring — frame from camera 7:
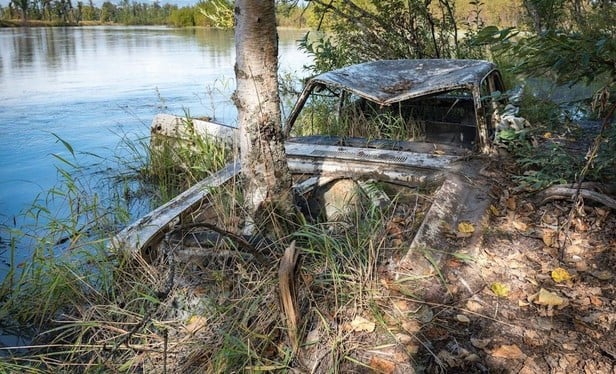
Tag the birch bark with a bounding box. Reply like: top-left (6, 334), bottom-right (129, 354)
top-left (233, 0), bottom-right (294, 235)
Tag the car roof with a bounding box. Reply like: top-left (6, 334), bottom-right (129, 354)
top-left (308, 59), bottom-right (497, 105)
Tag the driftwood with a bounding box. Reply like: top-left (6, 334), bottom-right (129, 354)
top-left (539, 185), bottom-right (616, 210)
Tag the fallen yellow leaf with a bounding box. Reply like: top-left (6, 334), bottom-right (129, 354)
top-left (534, 288), bottom-right (565, 306)
top-left (489, 204), bottom-right (501, 216)
top-left (543, 132), bottom-right (552, 139)
top-left (490, 282), bottom-right (510, 298)
top-left (551, 267), bottom-right (572, 283)
top-left (458, 221), bottom-right (475, 233)
top-left (492, 344), bottom-right (524, 359)
top-left (350, 316), bottom-right (376, 333)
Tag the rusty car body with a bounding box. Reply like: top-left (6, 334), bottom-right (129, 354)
top-left (114, 59), bottom-right (507, 266)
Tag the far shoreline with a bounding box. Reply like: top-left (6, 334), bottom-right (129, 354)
top-left (1, 19), bottom-right (114, 27)
top-left (0, 19), bottom-right (311, 30)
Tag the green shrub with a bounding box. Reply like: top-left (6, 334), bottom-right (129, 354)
top-left (168, 6), bottom-right (195, 27)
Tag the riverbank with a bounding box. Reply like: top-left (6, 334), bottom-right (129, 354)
top-left (1, 141), bottom-right (614, 372)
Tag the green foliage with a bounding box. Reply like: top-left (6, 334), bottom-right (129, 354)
top-left (0, 120), bottom-right (233, 370)
top-left (299, 0), bottom-right (526, 72)
top-left (594, 123), bottom-right (616, 183)
top-left (459, 1), bottom-right (616, 189)
top-left (0, 175), bottom-right (393, 371)
top-left (1, 0), bottom-right (308, 26)
top-left (457, 0), bottom-right (486, 59)
top-left (517, 142), bottom-right (580, 190)
top-left (168, 6), bottom-right (195, 27)
top-left (497, 82), bottom-right (615, 190)
top-left (198, 0), bottom-right (232, 29)
top-left (453, 0), bottom-right (524, 27)
top-left (298, 31), bottom-right (353, 74)
top-left (276, 1), bottom-right (309, 28)
top-left (302, 0), bottom-right (463, 72)
top-left (514, 31), bottom-right (615, 89)
top-left (507, 2), bottom-right (616, 102)
top-left (520, 0), bottom-right (567, 32)
top-left (0, 136), bottom-right (131, 331)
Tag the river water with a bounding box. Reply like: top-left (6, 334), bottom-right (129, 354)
top-left (0, 26), bottom-right (311, 275)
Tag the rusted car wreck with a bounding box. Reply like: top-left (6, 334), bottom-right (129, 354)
top-left (114, 59), bottom-right (511, 272)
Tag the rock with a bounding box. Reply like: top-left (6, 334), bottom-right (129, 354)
top-left (308, 179), bottom-right (365, 222)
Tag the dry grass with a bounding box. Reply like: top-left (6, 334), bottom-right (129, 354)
top-left (1, 178), bottom-right (436, 372)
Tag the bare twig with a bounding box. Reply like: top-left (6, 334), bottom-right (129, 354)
top-left (557, 100), bottom-right (615, 260)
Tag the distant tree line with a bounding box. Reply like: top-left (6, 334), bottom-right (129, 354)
top-left (0, 0), bottom-right (530, 29)
top-left (1, 0), bottom-right (173, 25)
top-left (0, 0), bottom-right (309, 27)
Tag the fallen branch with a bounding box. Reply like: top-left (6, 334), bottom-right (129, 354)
top-left (279, 241), bottom-right (300, 354)
top-left (538, 185), bottom-right (616, 210)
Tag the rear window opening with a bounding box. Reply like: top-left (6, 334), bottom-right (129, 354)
top-left (289, 86), bottom-right (479, 149)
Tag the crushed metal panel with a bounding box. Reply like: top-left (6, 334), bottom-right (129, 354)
top-left (287, 158), bottom-right (443, 187)
top-left (311, 59), bottom-right (496, 105)
top-left (111, 161), bottom-right (241, 255)
top-left (285, 142), bottom-right (454, 186)
top-left (151, 113), bottom-right (239, 146)
top-left (398, 159), bottom-right (493, 278)
top-left (285, 142), bottom-right (459, 170)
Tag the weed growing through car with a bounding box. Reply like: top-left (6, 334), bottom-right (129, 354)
top-left (147, 113), bottom-right (233, 204)
top-left (0, 157), bottom-right (436, 372)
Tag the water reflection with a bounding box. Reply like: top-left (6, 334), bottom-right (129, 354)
top-left (10, 29), bottom-right (35, 67)
top-left (0, 26), bottom-right (311, 277)
top-left (1, 27), bottom-right (308, 107)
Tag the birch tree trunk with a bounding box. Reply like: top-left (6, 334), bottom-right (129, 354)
top-left (233, 0), bottom-right (294, 236)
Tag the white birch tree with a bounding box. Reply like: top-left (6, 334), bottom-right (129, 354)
top-left (233, 0), bottom-right (295, 236)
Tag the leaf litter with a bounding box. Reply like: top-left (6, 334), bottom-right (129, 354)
top-left (33, 156), bottom-right (610, 373)
top-left (364, 156), bottom-right (616, 373)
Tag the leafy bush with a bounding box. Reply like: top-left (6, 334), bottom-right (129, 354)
top-left (301, 0), bottom-right (463, 72)
top-left (168, 6), bottom-right (196, 27)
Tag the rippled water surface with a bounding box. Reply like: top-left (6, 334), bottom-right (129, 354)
top-left (0, 26), bottom-right (310, 273)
